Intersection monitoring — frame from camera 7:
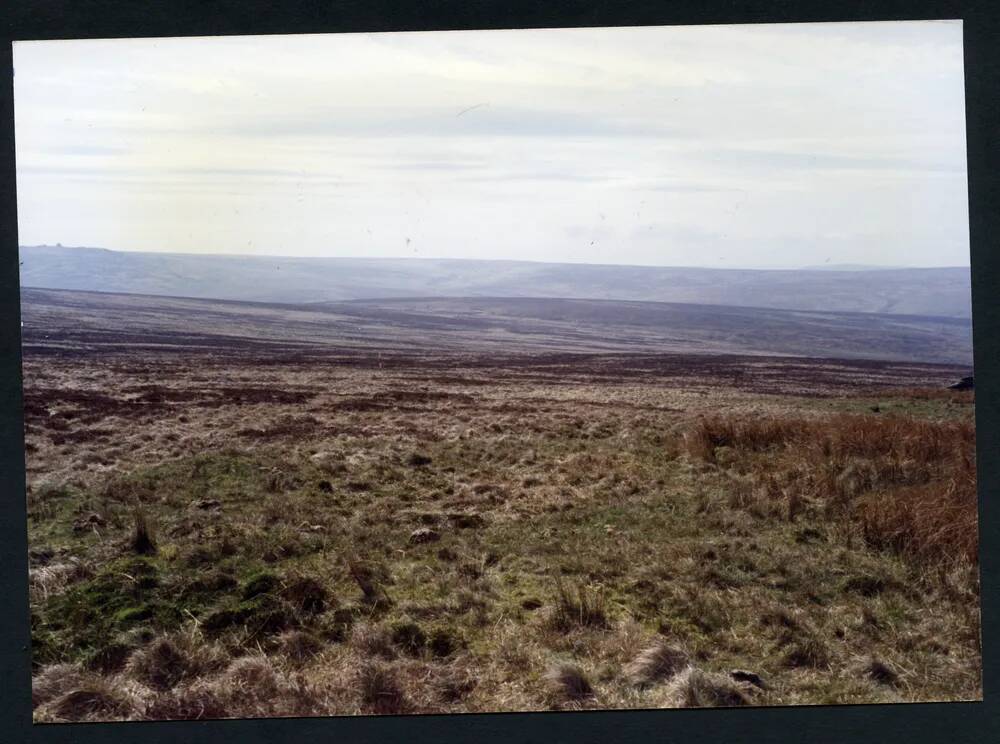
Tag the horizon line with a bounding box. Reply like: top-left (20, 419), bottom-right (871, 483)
top-left (18, 244), bottom-right (971, 272)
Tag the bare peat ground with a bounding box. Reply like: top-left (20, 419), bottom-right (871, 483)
top-left (21, 296), bottom-right (980, 721)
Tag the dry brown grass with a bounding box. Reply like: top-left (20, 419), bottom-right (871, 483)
top-left (141, 686), bottom-right (230, 721)
top-left (29, 560), bottom-right (92, 604)
top-left (659, 667), bottom-right (751, 708)
top-left (685, 413), bottom-right (977, 563)
top-left (880, 387), bottom-right (974, 403)
top-left (33, 672), bottom-right (143, 723)
top-left (624, 641), bottom-right (690, 688)
top-left (32, 664), bottom-right (88, 708)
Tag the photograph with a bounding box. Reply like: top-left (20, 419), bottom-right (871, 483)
top-left (14, 20), bottom-right (980, 723)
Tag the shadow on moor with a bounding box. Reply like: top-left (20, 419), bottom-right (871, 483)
top-left (21, 289), bottom-right (979, 721)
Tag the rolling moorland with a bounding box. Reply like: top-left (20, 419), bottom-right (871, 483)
top-left (19, 245), bottom-right (973, 317)
top-left (21, 282), bottom-right (979, 721)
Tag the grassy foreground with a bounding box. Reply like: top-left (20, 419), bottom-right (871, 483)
top-left (26, 372), bottom-right (980, 721)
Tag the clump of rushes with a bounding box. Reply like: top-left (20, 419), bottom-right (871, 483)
top-left (129, 509), bottom-right (157, 556)
top-left (548, 578), bottom-right (608, 633)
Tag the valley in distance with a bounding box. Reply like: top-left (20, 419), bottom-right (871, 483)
top-left (22, 246), bottom-right (980, 721)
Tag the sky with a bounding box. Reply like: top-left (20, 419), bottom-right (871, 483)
top-left (13, 21), bottom-right (969, 269)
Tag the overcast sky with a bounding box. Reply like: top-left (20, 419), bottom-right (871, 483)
top-left (13, 21), bottom-right (969, 268)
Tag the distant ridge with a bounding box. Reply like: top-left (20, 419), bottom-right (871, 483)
top-left (20, 287), bottom-right (973, 366)
top-left (18, 244), bottom-right (972, 318)
top-left (800, 263), bottom-right (914, 271)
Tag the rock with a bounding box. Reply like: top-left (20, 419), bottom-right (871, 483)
top-left (408, 527), bottom-right (441, 545)
top-left (730, 669), bottom-right (767, 689)
top-left (948, 376), bottom-right (974, 390)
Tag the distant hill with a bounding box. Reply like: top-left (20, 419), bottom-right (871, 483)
top-left (20, 288), bottom-right (973, 366)
top-left (18, 245), bottom-right (972, 318)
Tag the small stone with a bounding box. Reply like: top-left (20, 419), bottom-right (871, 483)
top-left (730, 669), bottom-right (767, 689)
top-left (948, 376), bottom-right (974, 391)
top-left (409, 527), bottom-right (441, 545)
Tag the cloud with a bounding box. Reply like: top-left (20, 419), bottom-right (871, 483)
top-left (45, 145), bottom-right (131, 156)
top-left (223, 105), bottom-right (676, 140)
top-left (703, 147), bottom-right (965, 174)
top-left (12, 22), bottom-right (970, 268)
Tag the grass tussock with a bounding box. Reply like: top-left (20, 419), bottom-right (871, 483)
top-left (544, 662), bottom-right (595, 704)
top-left (659, 667), bottom-right (751, 708)
top-left (276, 630), bottom-right (325, 663)
top-left (125, 633), bottom-right (226, 691)
top-left (548, 580), bottom-right (608, 633)
top-left (32, 664), bottom-right (88, 709)
top-left (350, 622), bottom-right (397, 660)
top-left (50, 686), bottom-right (133, 721)
top-left (624, 641), bottom-right (690, 688)
top-left (357, 660), bottom-right (408, 714)
top-left (34, 673), bottom-right (140, 723)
